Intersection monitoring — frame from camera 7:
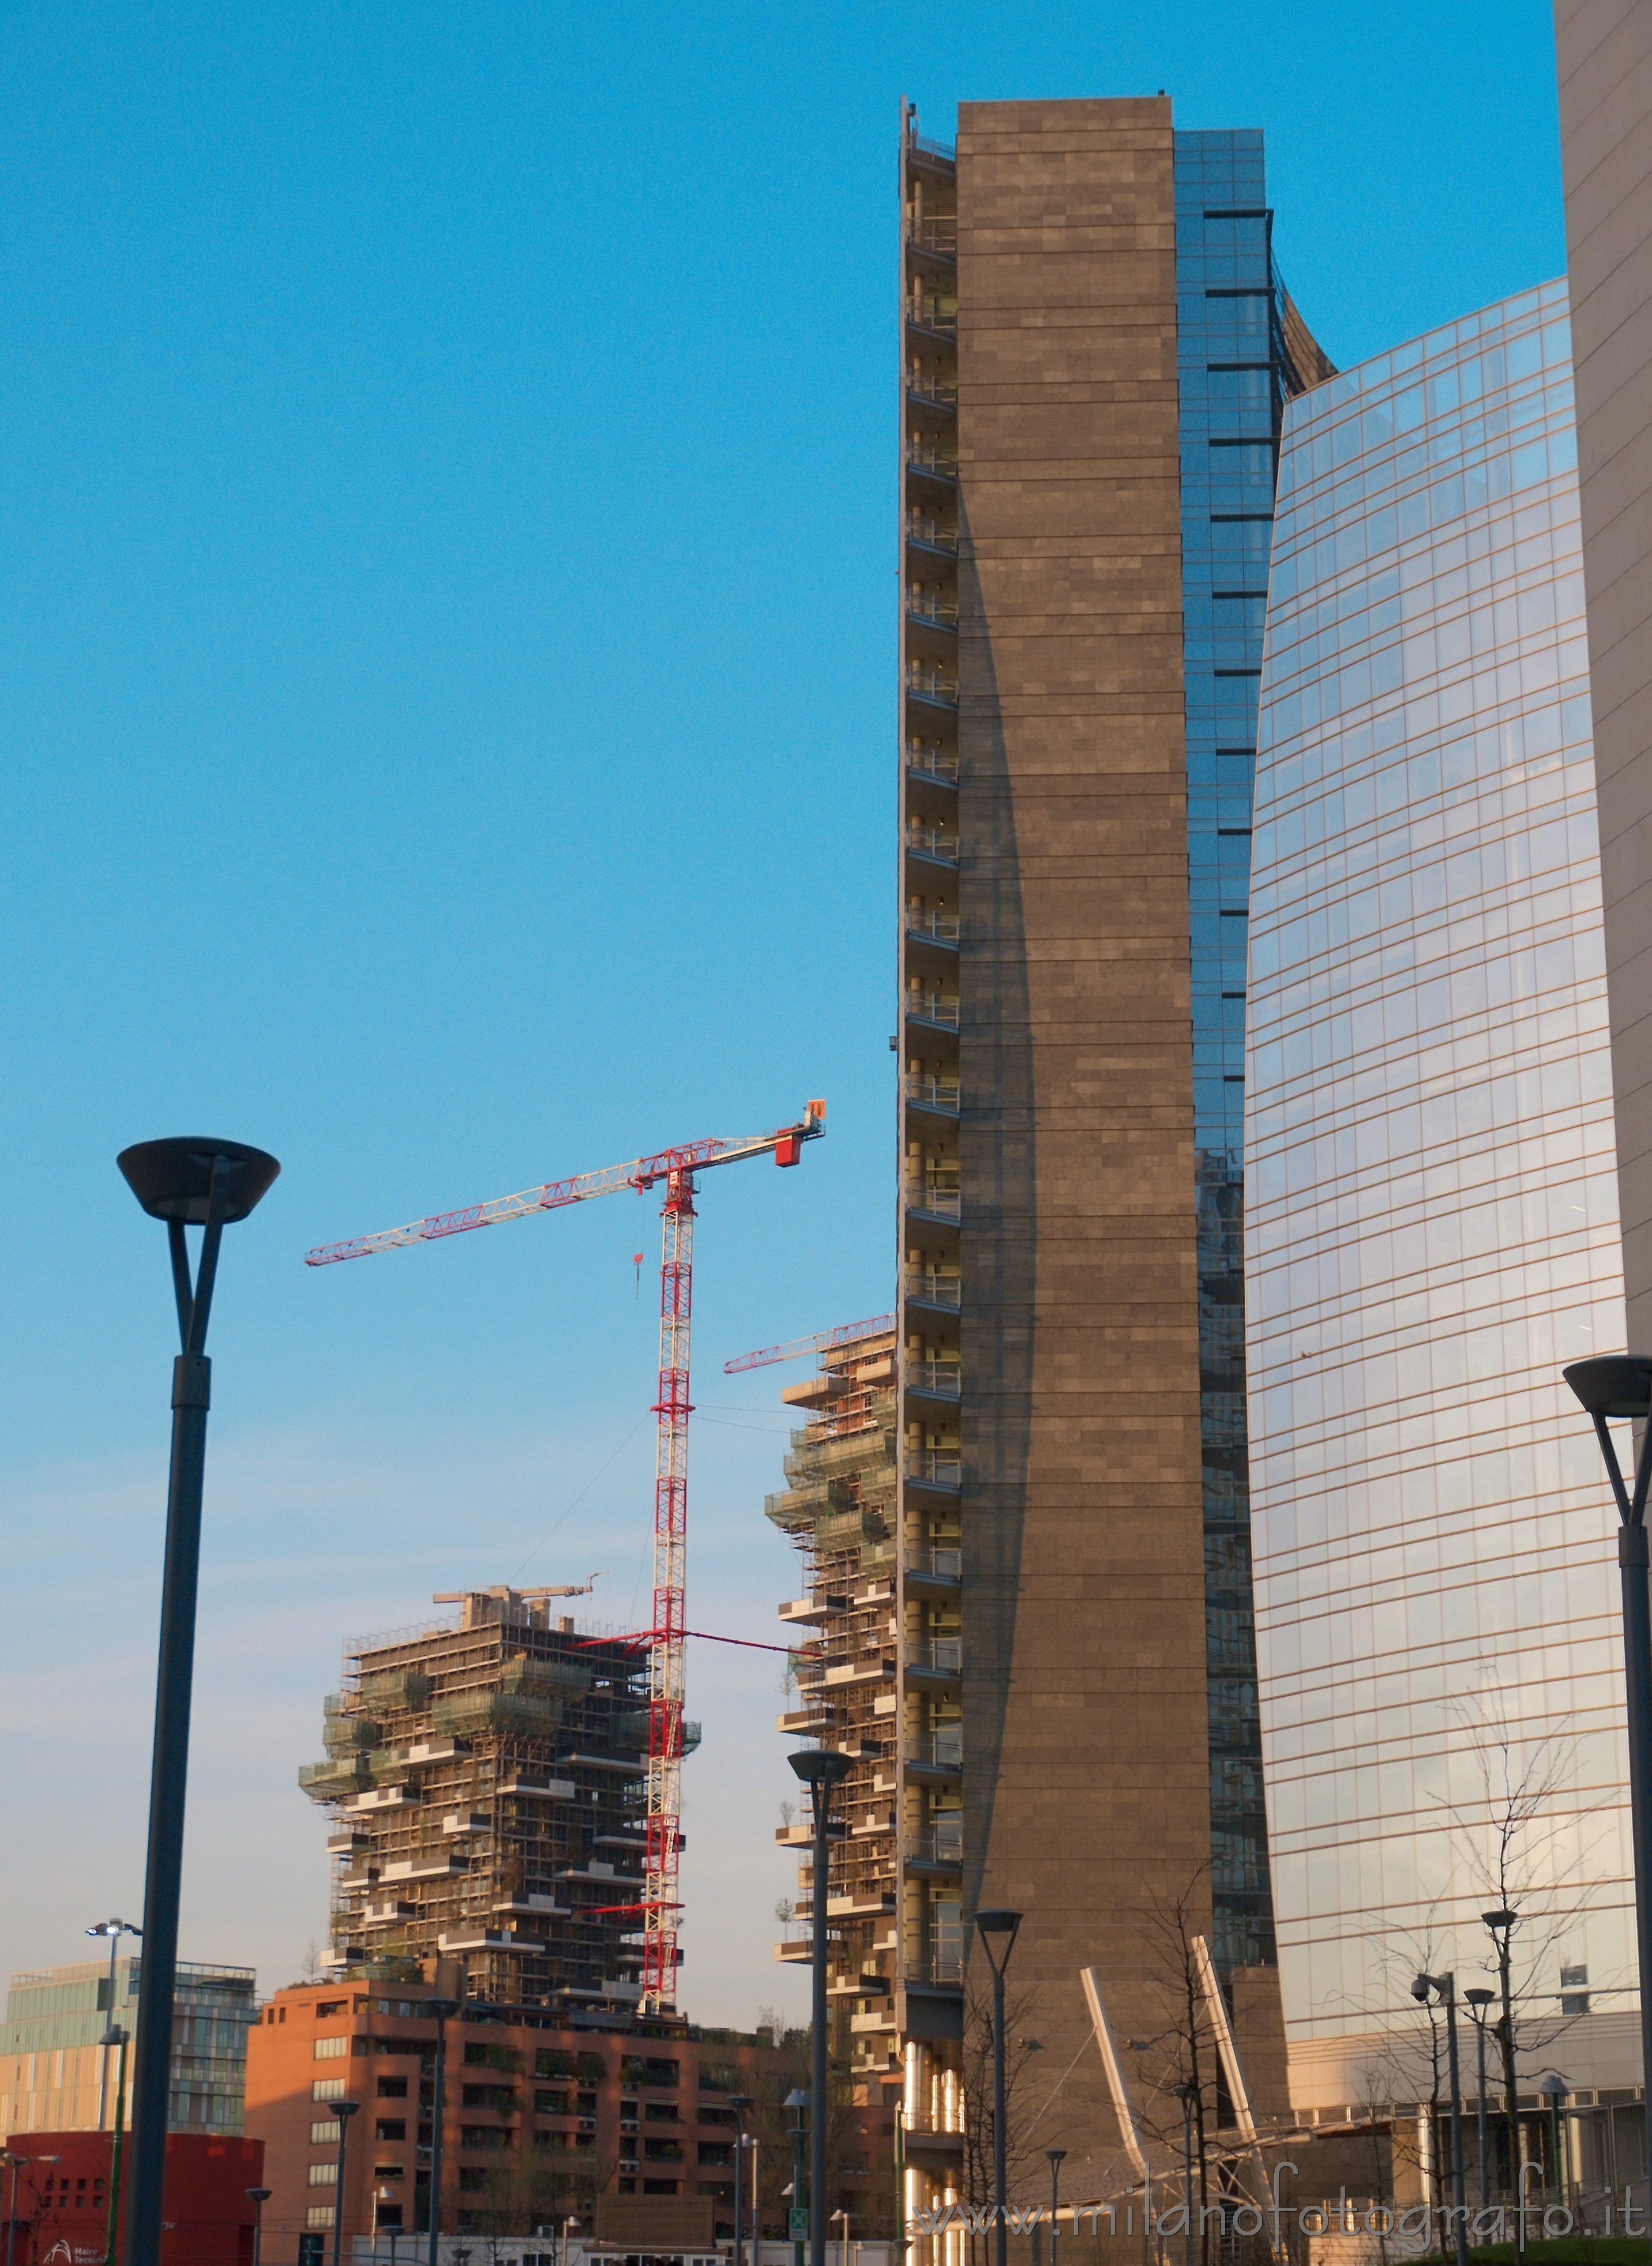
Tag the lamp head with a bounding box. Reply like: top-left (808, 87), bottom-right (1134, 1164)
top-left (1045, 2147), bottom-right (1068, 2164)
top-left (247, 2189), bottom-right (272, 2204)
top-left (1564, 1356), bottom-right (1652, 1419)
top-left (784, 2087), bottom-right (808, 2110)
top-left (729, 2093), bottom-right (754, 2113)
top-left (974, 1908), bottom-right (1022, 1938)
top-left (85, 1919), bottom-right (141, 1939)
top-left (1483, 1909), bottom-right (1517, 1933)
top-left (117, 1138), bottom-right (281, 1224)
top-left (1465, 1989), bottom-right (1495, 2008)
top-left (424, 1996), bottom-right (461, 2019)
top-left (789, 1748), bottom-right (853, 1791)
top-left (1538, 2073), bottom-right (1567, 2099)
top-left (335, 2099), bottom-right (361, 2121)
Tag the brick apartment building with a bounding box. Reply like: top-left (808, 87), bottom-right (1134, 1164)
top-left (245, 1986), bottom-right (831, 2263)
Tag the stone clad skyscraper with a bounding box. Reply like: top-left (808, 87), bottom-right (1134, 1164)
top-left (768, 99), bottom-right (1334, 2244)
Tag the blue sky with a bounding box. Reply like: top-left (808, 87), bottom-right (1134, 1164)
top-left (0, 0), bottom-right (1565, 2028)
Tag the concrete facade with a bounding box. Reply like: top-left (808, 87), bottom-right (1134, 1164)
top-left (1557, 0), bottom-right (1652, 1341)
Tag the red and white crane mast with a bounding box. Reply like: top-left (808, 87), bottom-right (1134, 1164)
top-left (306, 1100), bottom-right (825, 2011)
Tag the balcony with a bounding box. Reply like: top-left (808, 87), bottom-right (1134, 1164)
top-left (905, 1181), bottom-right (960, 1220)
top-left (905, 910), bottom-right (960, 946)
top-left (907, 129), bottom-right (956, 166)
top-left (904, 1074), bottom-right (960, 1116)
top-left (906, 1452), bottom-right (962, 1493)
top-left (907, 1820), bottom-right (963, 1873)
top-left (907, 293), bottom-right (957, 337)
top-left (906, 1640), bottom-right (962, 1695)
top-left (907, 375), bottom-right (958, 409)
top-left (906, 445), bottom-right (959, 483)
top-left (906, 595), bottom-right (959, 633)
top-left (905, 991), bottom-right (959, 1031)
top-left (911, 1729), bottom-right (963, 1776)
top-left (905, 513), bottom-right (958, 557)
top-left (906, 220), bottom-right (957, 257)
top-left (906, 746), bottom-right (958, 784)
top-left (904, 1271), bottom-right (960, 1311)
top-left (907, 824), bottom-right (959, 867)
top-left (906, 1365), bottom-right (961, 1403)
top-left (906, 665), bottom-right (959, 710)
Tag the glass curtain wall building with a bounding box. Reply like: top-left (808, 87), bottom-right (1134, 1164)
top-left (1248, 283), bottom-right (1639, 2163)
top-left (1176, 130), bottom-right (1330, 1972)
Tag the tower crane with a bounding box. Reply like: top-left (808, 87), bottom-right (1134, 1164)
top-left (305, 1099), bottom-right (826, 2010)
top-left (723, 1312), bottom-right (896, 1373)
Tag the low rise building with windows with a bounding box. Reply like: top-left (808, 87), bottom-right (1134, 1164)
top-left (0, 1957), bottom-right (256, 2137)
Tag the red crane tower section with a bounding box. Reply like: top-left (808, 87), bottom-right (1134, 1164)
top-left (305, 1100), bottom-right (826, 2011)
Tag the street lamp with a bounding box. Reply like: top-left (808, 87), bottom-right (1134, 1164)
top-left (1465, 1989), bottom-right (1495, 2211)
top-left (790, 1748), bottom-right (853, 2266)
top-left (973, 1909), bottom-right (1022, 2266)
top-left (424, 1997), bottom-right (461, 2266)
top-left (1563, 1354), bottom-right (1652, 2178)
top-left (1413, 1974), bottom-right (1469, 2266)
top-left (784, 2086), bottom-right (808, 2266)
top-left (1172, 2084), bottom-right (1196, 2266)
top-left (331, 2102), bottom-right (361, 2266)
top-left (85, 1919), bottom-right (142, 2129)
top-left (1045, 2148), bottom-right (1066, 2266)
top-left (1482, 1908), bottom-right (1524, 2266)
top-left (247, 2187), bottom-right (272, 2266)
top-left (3, 2154), bottom-right (28, 2266)
top-left (102, 2023), bottom-right (132, 2266)
top-left (729, 2095), bottom-right (754, 2266)
top-left (1537, 2074), bottom-right (1567, 2208)
top-left (116, 1135), bottom-right (280, 2266)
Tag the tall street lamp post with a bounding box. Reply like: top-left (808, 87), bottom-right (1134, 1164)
top-left (1172, 2084), bottom-right (1196, 2266)
top-left (1413, 1974), bottom-right (1469, 2266)
top-left (785, 2085), bottom-right (808, 2266)
top-left (729, 2094), bottom-right (754, 2266)
top-left (85, 1919), bottom-right (142, 2130)
top-left (1045, 2148), bottom-right (1066, 2266)
top-left (1465, 1989), bottom-right (1495, 2212)
top-left (1563, 1355), bottom-right (1652, 2181)
top-left (103, 2028), bottom-right (131, 2266)
top-left (116, 1136), bottom-right (280, 2266)
top-left (425, 1996), bottom-right (460, 2266)
top-left (790, 1749), bottom-right (854, 2266)
top-left (1537, 2075), bottom-right (1567, 2208)
top-left (2, 2153), bottom-right (25, 2266)
top-left (247, 2186), bottom-right (272, 2266)
top-left (973, 1910), bottom-right (1022, 2266)
top-left (331, 2102), bottom-right (361, 2266)
top-left (1482, 1908), bottom-right (1524, 2266)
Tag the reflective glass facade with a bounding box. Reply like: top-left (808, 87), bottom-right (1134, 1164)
top-left (1176, 129), bottom-right (1326, 1972)
top-left (1248, 281), bottom-right (1636, 2106)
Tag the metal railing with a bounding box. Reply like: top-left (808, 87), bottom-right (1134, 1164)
top-left (906, 908), bottom-right (960, 944)
top-left (910, 1828), bottom-right (964, 1868)
top-left (905, 514), bottom-right (958, 554)
top-left (918, 1634), bottom-right (963, 1670)
top-left (907, 1365), bottom-right (962, 1401)
top-left (907, 376), bottom-right (958, 408)
top-left (906, 444), bottom-right (959, 479)
top-left (908, 130), bottom-right (956, 164)
top-left (906, 994), bottom-right (959, 1028)
top-left (906, 595), bottom-right (959, 629)
top-left (907, 295), bottom-right (958, 333)
top-left (906, 1183), bottom-right (961, 1218)
top-left (907, 221), bottom-right (958, 254)
top-left (906, 1550), bottom-right (960, 1586)
top-left (905, 1271), bottom-right (961, 1307)
top-left (910, 1948), bottom-right (964, 1985)
top-left (905, 1074), bottom-right (961, 1113)
top-left (907, 1455), bottom-right (963, 1491)
top-left (906, 747), bottom-right (959, 781)
top-left (906, 666), bottom-right (959, 704)
top-left (906, 825), bottom-right (959, 862)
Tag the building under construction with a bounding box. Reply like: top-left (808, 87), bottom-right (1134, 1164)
top-left (300, 1587), bottom-right (697, 2011)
